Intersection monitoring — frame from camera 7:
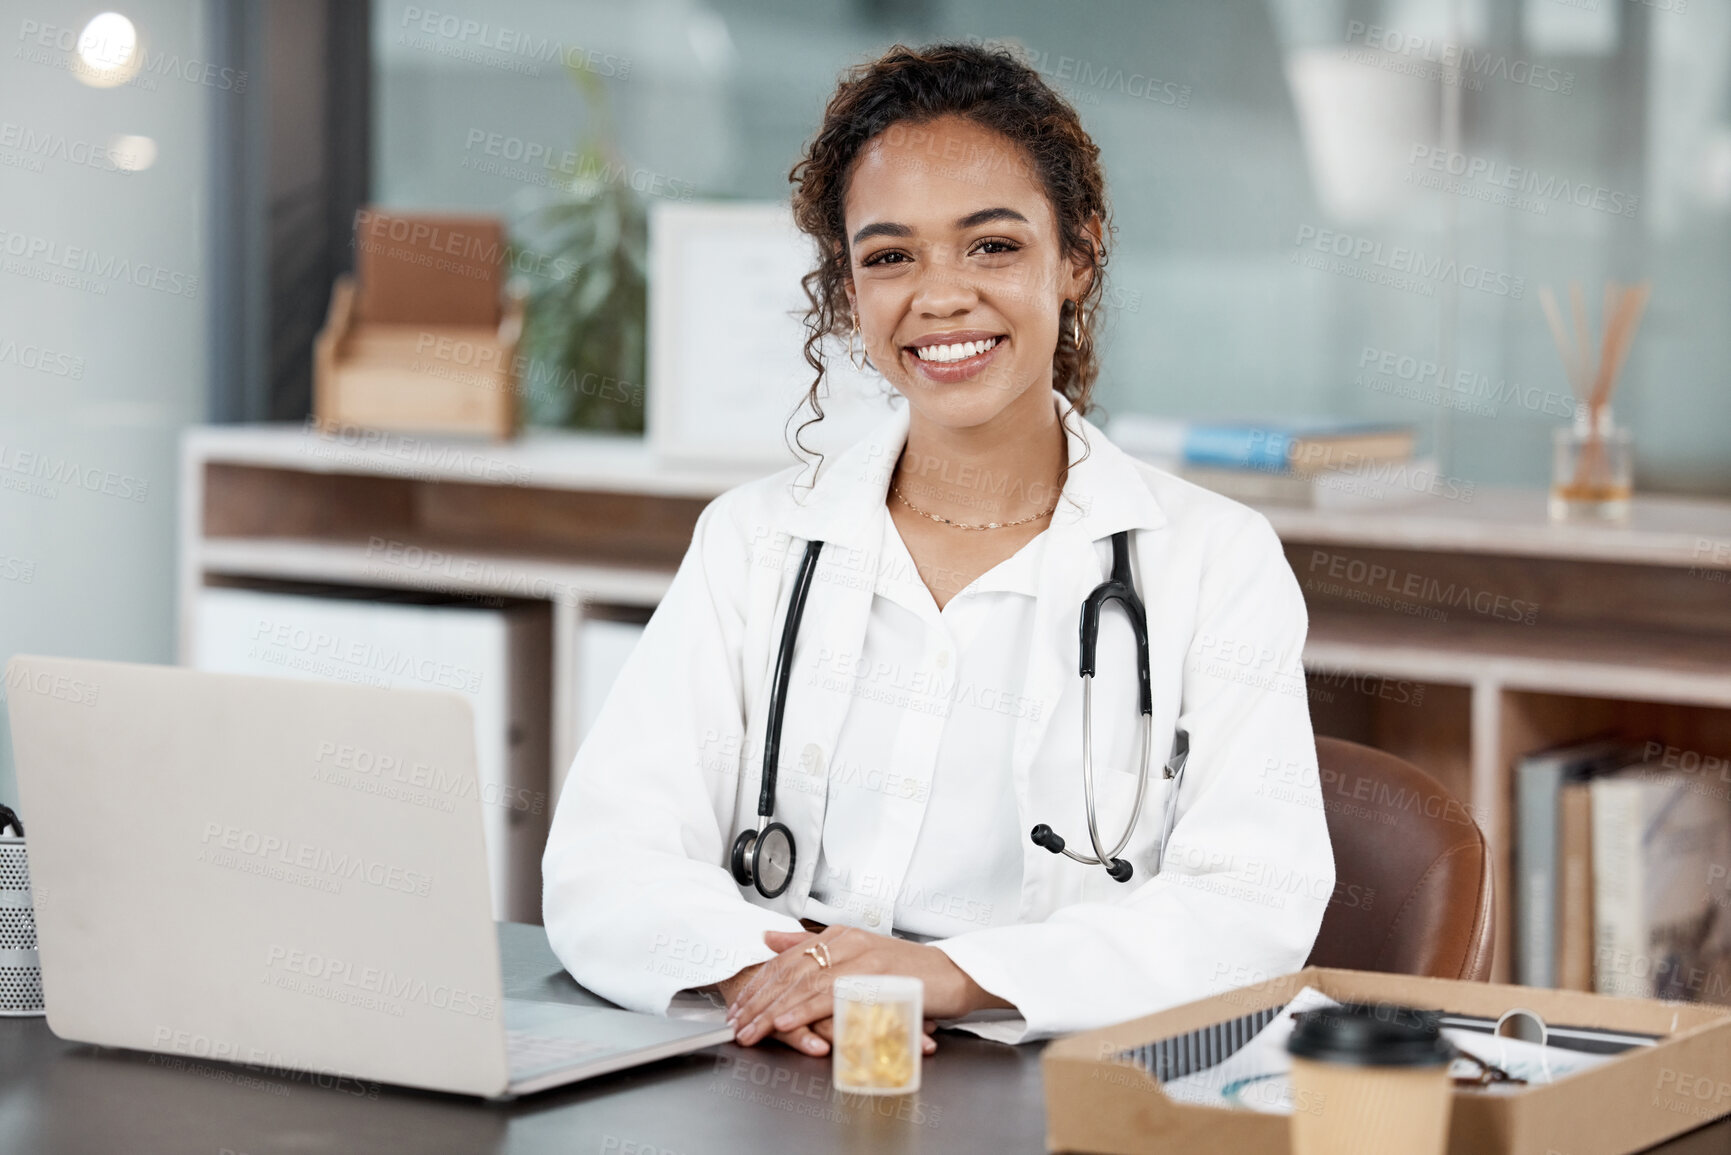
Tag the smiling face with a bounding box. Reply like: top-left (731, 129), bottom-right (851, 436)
top-left (842, 114), bottom-right (1094, 432)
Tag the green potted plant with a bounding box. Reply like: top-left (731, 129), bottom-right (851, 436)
top-left (506, 62), bottom-right (649, 433)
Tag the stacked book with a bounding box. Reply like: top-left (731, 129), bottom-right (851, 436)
top-left (1515, 737), bottom-right (1731, 1003)
top-left (1107, 414), bottom-right (1424, 509)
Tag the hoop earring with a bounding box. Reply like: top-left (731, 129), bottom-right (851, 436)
top-left (848, 311), bottom-right (870, 372)
top-left (1071, 300), bottom-right (1086, 350)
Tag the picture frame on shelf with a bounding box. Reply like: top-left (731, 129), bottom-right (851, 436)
top-left (647, 200), bottom-right (896, 471)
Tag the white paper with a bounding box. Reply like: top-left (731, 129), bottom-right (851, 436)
top-left (1157, 987), bottom-right (1618, 1114)
top-left (1158, 986), bottom-right (1340, 1114)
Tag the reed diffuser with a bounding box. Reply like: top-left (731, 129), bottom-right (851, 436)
top-left (1537, 279), bottom-right (1650, 523)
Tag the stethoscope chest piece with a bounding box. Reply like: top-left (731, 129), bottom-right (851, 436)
top-left (730, 822), bottom-right (796, 899)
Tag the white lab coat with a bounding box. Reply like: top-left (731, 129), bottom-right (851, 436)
top-left (542, 388), bottom-right (1334, 1044)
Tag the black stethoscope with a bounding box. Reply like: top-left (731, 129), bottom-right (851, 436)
top-left (730, 530), bottom-right (1187, 899)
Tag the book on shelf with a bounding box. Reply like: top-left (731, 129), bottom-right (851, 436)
top-left (1591, 760), bottom-right (1731, 1002)
top-left (1513, 738), bottom-right (1643, 989)
top-left (1174, 458), bottom-right (1440, 510)
top-left (1107, 414), bottom-right (1416, 475)
top-left (1557, 776), bottom-right (1596, 991)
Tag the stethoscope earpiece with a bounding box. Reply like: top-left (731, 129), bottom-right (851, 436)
top-left (1032, 823), bottom-right (1134, 882)
top-left (1025, 530), bottom-right (1165, 884)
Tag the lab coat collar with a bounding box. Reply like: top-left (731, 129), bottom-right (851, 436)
top-left (780, 387), bottom-right (1168, 552)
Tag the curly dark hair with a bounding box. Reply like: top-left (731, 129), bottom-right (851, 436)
top-left (787, 40), bottom-right (1115, 472)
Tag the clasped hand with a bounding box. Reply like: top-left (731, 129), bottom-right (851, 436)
top-left (717, 926), bottom-right (1002, 1056)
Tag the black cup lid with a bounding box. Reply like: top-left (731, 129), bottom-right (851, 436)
top-left (1286, 1002), bottom-right (1453, 1068)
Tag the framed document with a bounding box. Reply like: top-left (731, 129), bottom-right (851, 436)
top-left (647, 200), bottom-right (898, 469)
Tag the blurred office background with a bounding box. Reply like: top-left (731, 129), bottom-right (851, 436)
top-left (2, 0), bottom-right (1729, 801)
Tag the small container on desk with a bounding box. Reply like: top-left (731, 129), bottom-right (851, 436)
top-left (1550, 405), bottom-right (1632, 524)
top-left (832, 975), bottom-right (922, 1095)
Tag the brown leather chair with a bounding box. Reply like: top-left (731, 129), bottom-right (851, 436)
top-left (1303, 736), bottom-right (1495, 981)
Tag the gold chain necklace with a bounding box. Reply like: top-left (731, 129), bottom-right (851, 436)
top-left (890, 480), bottom-right (1058, 531)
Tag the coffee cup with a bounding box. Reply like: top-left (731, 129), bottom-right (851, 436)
top-left (1286, 1001), bottom-right (1455, 1155)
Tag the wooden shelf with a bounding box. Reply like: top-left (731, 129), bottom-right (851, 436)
top-left (184, 423), bottom-right (769, 498)
top-left (1264, 487), bottom-right (1731, 571)
top-left (187, 425), bottom-right (1731, 570)
top-left (199, 537), bottom-right (673, 608)
top-left (1306, 614), bottom-right (1731, 708)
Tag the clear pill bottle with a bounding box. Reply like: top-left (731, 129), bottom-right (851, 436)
top-left (832, 974), bottom-right (922, 1095)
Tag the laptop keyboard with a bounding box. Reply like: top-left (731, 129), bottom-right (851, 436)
top-left (506, 1029), bottom-right (619, 1077)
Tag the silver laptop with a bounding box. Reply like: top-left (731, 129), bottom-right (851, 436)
top-left (4, 655), bottom-right (735, 1099)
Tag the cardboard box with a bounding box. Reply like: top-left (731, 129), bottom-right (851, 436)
top-left (1044, 967), bottom-right (1731, 1155)
top-left (314, 209), bottom-right (522, 440)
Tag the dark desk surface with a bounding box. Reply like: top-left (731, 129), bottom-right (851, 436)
top-left (0, 923), bottom-right (1727, 1154)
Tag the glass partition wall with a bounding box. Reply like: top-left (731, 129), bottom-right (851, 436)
top-left (372, 0), bottom-right (1731, 494)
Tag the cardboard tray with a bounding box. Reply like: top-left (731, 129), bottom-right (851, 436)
top-left (314, 274), bottom-right (522, 441)
top-left (1043, 967), bottom-right (1731, 1155)
top-left (314, 209), bottom-right (521, 440)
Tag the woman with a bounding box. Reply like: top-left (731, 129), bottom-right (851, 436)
top-left (541, 42), bottom-right (1332, 1056)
